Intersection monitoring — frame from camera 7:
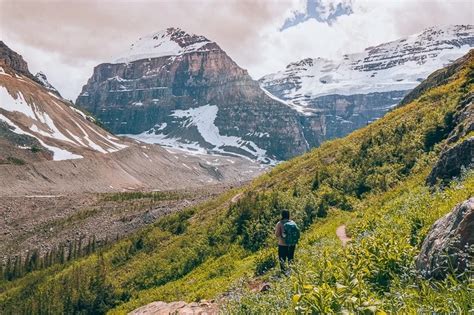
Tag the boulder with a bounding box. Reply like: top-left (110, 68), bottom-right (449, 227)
top-left (416, 198), bottom-right (474, 279)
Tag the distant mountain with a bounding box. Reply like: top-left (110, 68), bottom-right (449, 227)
top-left (260, 25), bottom-right (474, 145)
top-left (76, 27), bottom-right (308, 163)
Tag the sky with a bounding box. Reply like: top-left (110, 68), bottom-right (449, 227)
top-left (1, 0), bottom-right (473, 100)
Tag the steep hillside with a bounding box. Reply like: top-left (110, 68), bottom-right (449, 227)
top-left (260, 25), bottom-right (473, 145)
top-left (76, 27), bottom-right (308, 162)
top-left (1, 51), bottom-right (472, 314)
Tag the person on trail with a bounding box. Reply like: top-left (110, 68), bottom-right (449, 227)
top-left (275, 209), bottom-right (300, 272)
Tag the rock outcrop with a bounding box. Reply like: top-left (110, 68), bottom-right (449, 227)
top-left (0, 41), bottom-right (32, 77)
top-left (34, 71), bottom-right (61, 96)
top-left (76, 27), bottom-right (308, 162)
top-left (416, 198), bottom-right (474, 279)
top-left (426, 138), bottom-right (474, 186)
top-left (260, 25), bottom-right (474, 145)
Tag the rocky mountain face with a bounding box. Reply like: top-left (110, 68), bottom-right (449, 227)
top-left (76, 28), bottom-right (308, 163)
top-left (260, 25), bottom-right (474, 147)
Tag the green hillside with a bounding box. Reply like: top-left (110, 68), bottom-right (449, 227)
top-left (1, 51), bottom-right (473, 314)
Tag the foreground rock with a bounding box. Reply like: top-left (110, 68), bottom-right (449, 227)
top-left (129, 301), bottom-right (218, 315)
top-left (416, 198), bottom-right (474, 279)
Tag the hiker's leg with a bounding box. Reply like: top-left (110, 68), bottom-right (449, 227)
top-left (278, 245), bottom-right (287, 271)
top-left (288, 245), bottom-right (295, 264)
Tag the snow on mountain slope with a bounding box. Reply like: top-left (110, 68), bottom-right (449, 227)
top-left (113, 27), bottom-right (215, 63)
top-left (0, 41), bottom-right (128, 161)
top-left (261, 25), bottom-right (474, 106)
top-left (124, 104), bottom-right (273, 164)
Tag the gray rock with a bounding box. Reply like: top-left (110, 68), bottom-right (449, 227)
top-left (426, 137), bottom-right (474, 186)
top-left (416, 198), bottom-right (474, 279)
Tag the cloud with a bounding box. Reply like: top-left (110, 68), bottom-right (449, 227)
top-left (245, 0), bottom-right (473, 78)
top-left (0, 0), bottom-right (472, 99)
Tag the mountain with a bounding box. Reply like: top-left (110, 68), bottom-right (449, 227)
top-left (0, 41), bottom-right (263, 194)
top-left (3, 49), bottom-right (472, 314)
top-left (0, 41), bottom-right (128, 163)
top-left (75, 27), bottom-right (308, 163)
top-left (260, 25), bottom-right (474, 145)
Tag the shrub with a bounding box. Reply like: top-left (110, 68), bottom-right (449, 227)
top-left (255, 250), bottom-right (277, 276)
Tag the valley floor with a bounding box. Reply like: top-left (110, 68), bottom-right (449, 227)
top-left (0, 183), bottom-right (242, 259)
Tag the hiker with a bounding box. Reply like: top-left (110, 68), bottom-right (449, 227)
top-left (275, 209), bottom-right (300, 272)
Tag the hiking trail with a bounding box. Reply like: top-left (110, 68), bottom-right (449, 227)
top-left (231, 192), bottom-right (243, 203)
top-left (336, 224), bottom-right (351, 246)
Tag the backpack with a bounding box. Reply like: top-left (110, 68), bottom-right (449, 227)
top-left (283, 220), bottom-right (300, 246)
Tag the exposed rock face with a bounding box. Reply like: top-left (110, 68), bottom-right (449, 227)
top-left (426, 138), bottom-right (474, 186)
top-left (260, 25), bottom-right (474, 144)
top-left (34, 71), bottom-right (60, 96)
top-left (0, 41), bottom-right (32, 77)
top-left (76, 28), bottom-right (308, 162)
top-left (129, 300), bottom-right (218, 315)
top-left (416, 198), bottom-right (474, 279)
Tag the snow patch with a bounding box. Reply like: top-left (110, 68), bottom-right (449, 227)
top-left (123, 104), bottom-right (275, 164)
top-left (0, 113), bottom-right (83, 161)
top-left (112, 28), bottom-right (212, 64)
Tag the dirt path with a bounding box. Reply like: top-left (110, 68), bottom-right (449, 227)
top-left (336, 224), bottom-right (351, 246)
top-left (129, 300), bottom-right (218, 315)
top-left (231, 192), bottom-right (243, 203)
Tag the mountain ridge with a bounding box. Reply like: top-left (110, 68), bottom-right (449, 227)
top-left (259, 24), bottom-right (473, 146)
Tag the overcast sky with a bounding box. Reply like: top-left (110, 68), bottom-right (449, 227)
top-left (1, 0), bottom-right (472, 100)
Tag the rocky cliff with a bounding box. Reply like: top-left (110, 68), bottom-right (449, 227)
top-left (76, 28), bottom-right (308, 162)
top-left (260, 25), bottom-right (474, 145)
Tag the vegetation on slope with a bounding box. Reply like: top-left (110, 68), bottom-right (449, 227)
top-left (0, 52), bottom-right (472, 314)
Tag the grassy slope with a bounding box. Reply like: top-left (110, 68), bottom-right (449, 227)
top-left (0, 53), bottom-right (473, 314)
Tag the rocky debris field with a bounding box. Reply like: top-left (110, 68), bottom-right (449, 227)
top-left (0, 183), bottom-right (241, 259)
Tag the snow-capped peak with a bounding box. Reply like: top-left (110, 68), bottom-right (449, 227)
top-left (260, 24), bottom-right (474, 101)
top-left (112, 27), bottom-right (215, 64)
